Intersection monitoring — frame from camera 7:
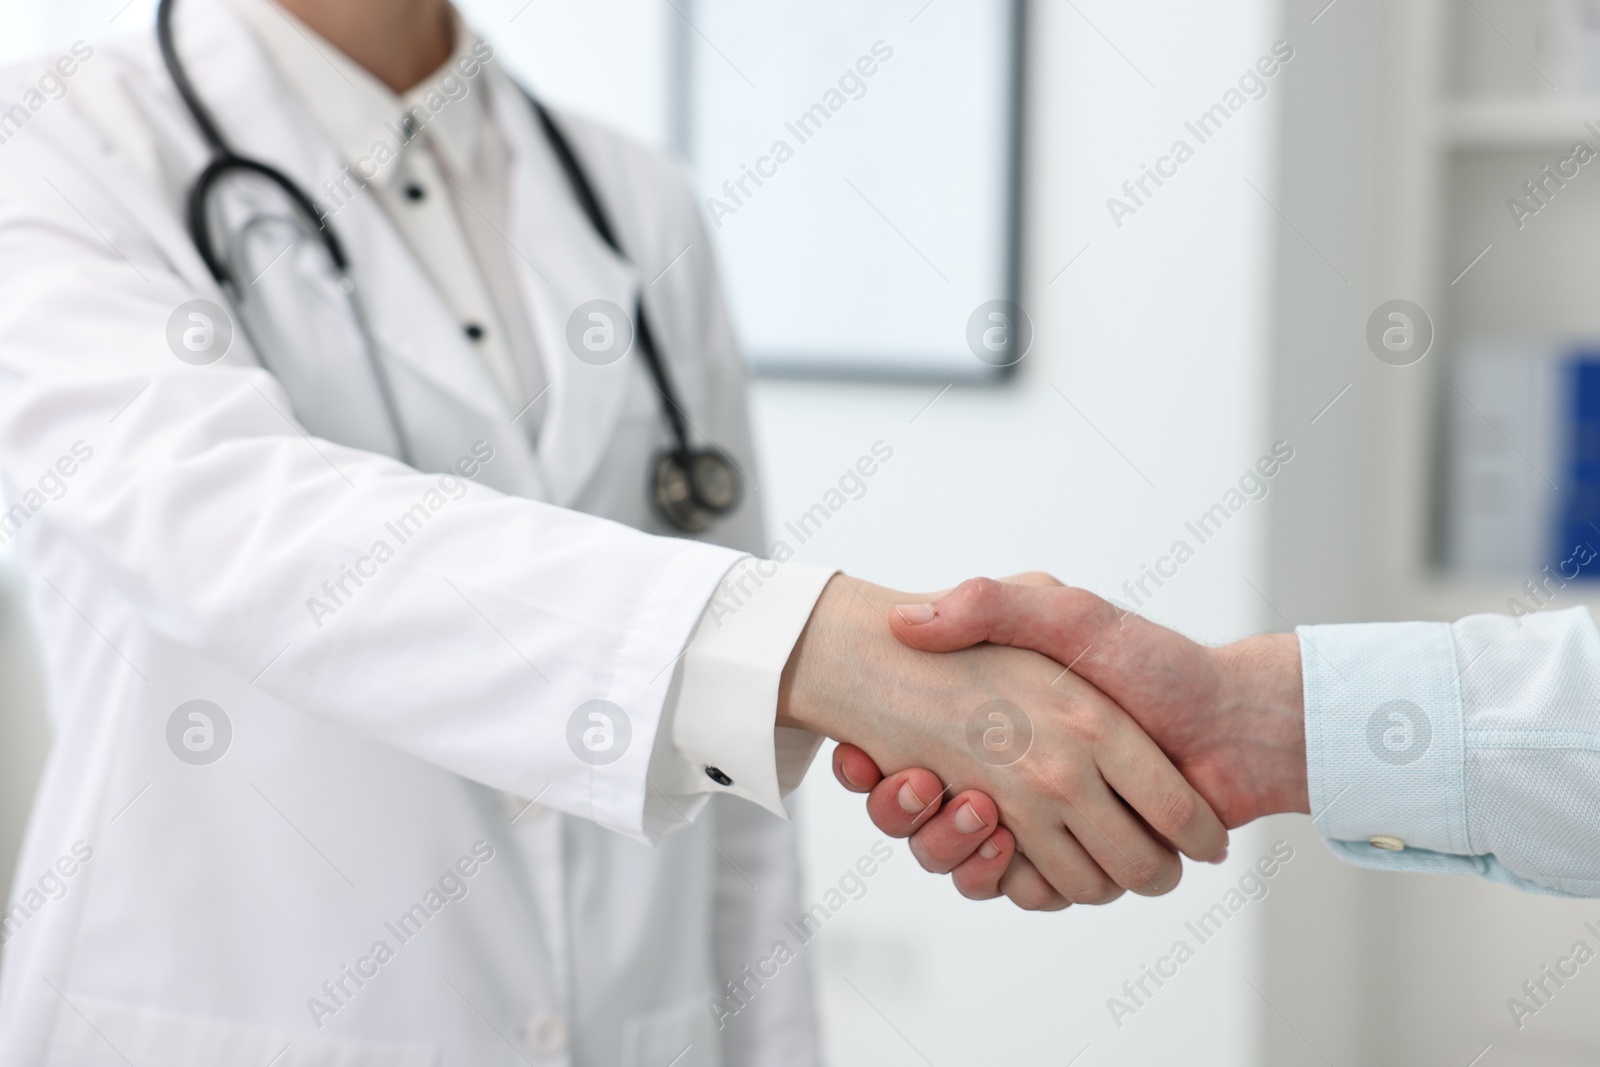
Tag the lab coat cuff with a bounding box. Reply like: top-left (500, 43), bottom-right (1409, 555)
top-left (565, 537), bottom-right (748, 845)
top-left (1298, 620), bottom-right (1470, 863)
top-left (665, 559), bottom-right (838, 818)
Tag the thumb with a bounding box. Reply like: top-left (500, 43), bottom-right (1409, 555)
top-left (886, 578), bottom-right (1006, 652)
top-left (888, 577), bottom-right (1104, 664)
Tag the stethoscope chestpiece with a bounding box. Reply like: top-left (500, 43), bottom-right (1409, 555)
top-left (652, 448), bottom-right (741, 533)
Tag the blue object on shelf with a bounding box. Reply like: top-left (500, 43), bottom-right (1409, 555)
top-left (1553, 353), bottom-right (1600, 579)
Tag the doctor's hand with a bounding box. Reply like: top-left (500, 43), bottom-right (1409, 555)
top-left (834, 576), bottom-right (1308, 906)
top-left (778, 576), bottom-right (1230, 909)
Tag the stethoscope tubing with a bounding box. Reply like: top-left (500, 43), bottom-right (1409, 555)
top-left (155, 0), bottom-right (737, 528)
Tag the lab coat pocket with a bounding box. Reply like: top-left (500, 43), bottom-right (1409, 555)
top-left (619, 998), bottom-right (721, 1067)
top-left (45, 992), bottom-right (439, 1067)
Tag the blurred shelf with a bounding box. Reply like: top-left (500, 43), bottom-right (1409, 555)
top-left (1441, 98), bottom-right (1600, 149)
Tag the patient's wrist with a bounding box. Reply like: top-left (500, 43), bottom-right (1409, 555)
top-left (1212, 633), bottom-right (1309, 819)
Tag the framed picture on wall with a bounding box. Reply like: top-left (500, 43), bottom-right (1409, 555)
top-left (674, 0), bottom-right (1026, 381)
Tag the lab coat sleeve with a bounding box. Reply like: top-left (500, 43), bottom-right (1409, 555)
top-left (1300, 606), bottom-right (1600, 896)
top-left (647, 559), bottom-right (836, 829)
top-left (0, 125), bottom-right (743, 845)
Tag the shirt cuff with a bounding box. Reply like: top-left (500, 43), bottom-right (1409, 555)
top-left (1298, 620), bottom-right (1471, 865)
top-left (647, 558), bottom-right (837, 822)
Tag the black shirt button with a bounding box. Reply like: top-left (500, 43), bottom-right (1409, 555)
top-left (463, 323), bottom-right (485, 342)
top-left (705, 766), bottom-right (733, 787)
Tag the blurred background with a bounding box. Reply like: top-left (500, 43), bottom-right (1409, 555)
top-left (6, 0), bottom-right (1600, 1063)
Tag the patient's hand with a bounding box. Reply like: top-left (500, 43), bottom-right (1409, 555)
top-left (834, 575), bottom-right (1307, 908)
top-left (781, 575), bottom-right (1229, 909)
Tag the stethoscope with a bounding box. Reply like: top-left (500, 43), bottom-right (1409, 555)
top-left (155, 0), bottom-right (741, 533)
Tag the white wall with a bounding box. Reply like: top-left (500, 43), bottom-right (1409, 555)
top-left (0, 0), bottom-right (155, 67)
top-left (453, 0), bottom-right (672, 148)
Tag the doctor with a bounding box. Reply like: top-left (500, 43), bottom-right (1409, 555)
top-left (0, 0), bottom-right (1227, 1064)
top-left (0, 2), bottom-right (831, 1063)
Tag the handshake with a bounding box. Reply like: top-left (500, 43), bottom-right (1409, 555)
top-left (777, 573), bottom-right (1311, 910)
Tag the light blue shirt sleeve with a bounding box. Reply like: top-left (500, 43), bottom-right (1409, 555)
top-left (1299, 606), bottom-right (1600, 897)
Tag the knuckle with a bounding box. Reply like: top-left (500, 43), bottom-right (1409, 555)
top-left (1011, 883), bottom-right (1059, 911)
top-left (1155, 789), bottom-right (1200, 838)
top-left (1117, 852), bottom-right (1172, 893)
top-left (1065, 873), bottom-right (1120, 906)
top-left (957, 576), bottom-right (1003, 611)
top-left (1021, 754), bottom-right (1074, 798)
top-left (1061, 703), bottom-right (1112, 747)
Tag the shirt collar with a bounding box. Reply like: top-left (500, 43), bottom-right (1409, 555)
top-left (224, 0), bottom-right (487, 186)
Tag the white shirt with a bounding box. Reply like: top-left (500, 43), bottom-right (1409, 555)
top-left (1301, 606), bottom-right (1600, 896)
top-left (226, 0), bottom-right (832, 823)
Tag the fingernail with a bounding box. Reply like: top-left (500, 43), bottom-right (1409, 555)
top-left (897, 781), bottom-right (928, 815)
top-left (978, 838), bottom-right (1001, 860)
top-left (1209, 848), bottom-right (1229, 865)
top-left (895, 603), bottom-right (936, 625)
top-left (953, 802), bottom-right (987, 835)
top-left (840, 765), bottom-right (862, 789)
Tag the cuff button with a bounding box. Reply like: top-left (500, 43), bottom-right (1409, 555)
top-left (705, 766), bottom-right (733, 787)
top-left (1369, 834), bottom-right (1405, 852)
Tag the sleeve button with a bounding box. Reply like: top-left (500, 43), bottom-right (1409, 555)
top-left (705, 766), bottom-right (732, 786)
top-left (1368, 834), bottom-right (1405, 851)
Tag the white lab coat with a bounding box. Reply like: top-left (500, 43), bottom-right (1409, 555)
top-left (0, 4), bottom-right (818, 1065)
